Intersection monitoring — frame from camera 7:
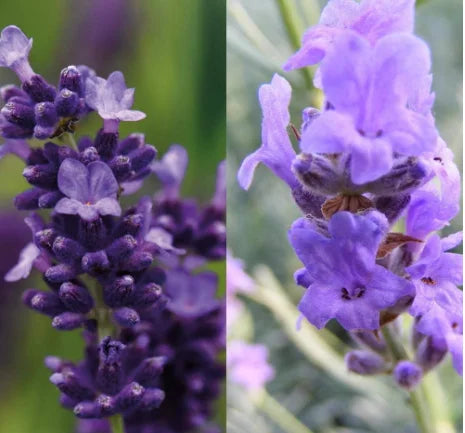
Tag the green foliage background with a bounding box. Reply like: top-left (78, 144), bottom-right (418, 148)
top-left (0, 1), bottom-right (225, 432)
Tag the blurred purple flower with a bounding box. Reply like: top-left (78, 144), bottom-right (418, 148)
top-left (55, 158), bottom-right (121, 221)
top-left (228, 341), bottom-right (274, 390)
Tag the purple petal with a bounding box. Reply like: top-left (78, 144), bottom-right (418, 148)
top-left (446, 333), bottom-right (463, 375)
top-left (152, 144), bottom-right (188, 194)
top-left (93, 197), bottom-right (122, 217)
top-left (58, 158), bottom-right (90, 202)
top-left (335, 298), bottom-right (380, 330)
top-left (55, 197), bottom-right (87, 216)
top-left (298, 284), bottom-right (340, 329)
top-left (87, 161), bottom-right (119, 202)
top-left (145, 227), bottom-right (185, 255)
top-left (0, 139), bottom-right (30, 160)
top-left (0, 26), bottom-right (34, 81)
top-left (5, 242), bottom-right (40, 282)
top-left (116, 109), bottom-right (146, 122)
top-left (441, 232), bottom-right (462, 252)
top-left (300, 110), bottom-right (353, 154)
top-left (237, 74), bottom-right (297, 190)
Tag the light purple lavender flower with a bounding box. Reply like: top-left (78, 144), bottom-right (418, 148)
top-left (55, 158), bottom-right (121, 221)
top-left (164, 269), bottom-right (220, 318)
top-left (237, 74), bottom-right (298, 190)
top-left (228, 341), bottom-right (274, 390)
top-left (0, 25), bottom-right (34, 82)
top-left (289, 211), bottom-right (414, 330)
top-left (284, 0), bottom-right (415, 71)
top-left (300, 32), bottom-right (436, 184)
top-left (85, 71), bottom-right (145, 132)
top-left (406, 234), bottom-right (463, 374)
top-left (151, 144), bottom-right (188, 198)
top-left (4, 242), bottom-right (40, 282)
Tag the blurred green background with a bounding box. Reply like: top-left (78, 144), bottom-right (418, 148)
top-left (0, 1), bottom-right (225, 432)
top-left (227, 0), bottom-right (462, 432)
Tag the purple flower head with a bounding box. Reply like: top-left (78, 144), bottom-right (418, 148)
top-left (85, 71), bottom-right (146, 132)
top-left (301, 32), bottom-right (437, 185)
top-left (228, 341), bottom-right (275, 390)
top-left (55, 158), bottom-right (121, 221)
top-left (151, 144), bottom-right (188, 198)
top-left (406, 234), bottom-right (463, 374)
top-left (0, 25), bottom-right (34, 82)
top-left (238, 74), bottom-right (298, 190)
top-left (164, 269), bottom-right (220, 319)
top-left (289, 211), bottom-right (414, 330)
top-left (284, 0), bottom-right (415, 71)
top-left (393, 361), bottom-right (423, 390)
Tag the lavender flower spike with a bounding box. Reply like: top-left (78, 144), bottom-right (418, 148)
top-left (55, 158), bottom-right (121, 221)
top-left (238, 74), bottom-right (298, 190)
top-left (0, 25), bottom-right (34, 82)
top-left (85, 71), bottom-right (146, 132)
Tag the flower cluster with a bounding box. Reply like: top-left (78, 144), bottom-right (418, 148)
top-left (3, 25), bottom-right (225, 432)
top-left (238, 0), bottom-right (462, 388)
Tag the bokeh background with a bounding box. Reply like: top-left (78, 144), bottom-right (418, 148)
top-left (227, 0), bottom-right (462, 432)
top-left (0, 1), bottom-right (225, 432)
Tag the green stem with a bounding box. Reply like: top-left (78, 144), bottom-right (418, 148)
top-left (381, 325), bottom-right (434, 433)
top-left (65, 132), bottom-right (78, 151)
top-left (109, 414), bottom-right (125, 433)
top-left (275, 0), bottom-right (314, 93)
top-left (251, 388), bottom-right (314, 433)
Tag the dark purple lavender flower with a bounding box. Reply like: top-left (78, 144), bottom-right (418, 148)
top-left (289, 211), bottom-right (414, 330)
top-left (284, 0), bottom-right (415, 71)
top-left (55, 158), bottom-right (121, 221)
top-left (393, 361), bottom-right (423, 390)
top-left (85, 71), bottom-right (145, 133)
top-left (345, 350), bottom-right (386, 375)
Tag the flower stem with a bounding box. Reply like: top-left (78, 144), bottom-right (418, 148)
top-left (381, 325), bottom-right (436, 433)
top-left (251, 388), bottom-right (314, 433)
top-left (109, 414), bottom-right (125, 433)
top-left (65, 132), bottom-right (78, 151)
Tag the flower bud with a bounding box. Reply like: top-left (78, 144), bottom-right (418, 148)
top-left (59, 66), bottom-right (83, 95)
top-left (393, 361), bottom-right (423, 390)
top-left (34, 228), bottom-right (58, 252)
top-left (106, 235), bottom-right (137, 263)
top-left (113, 307), bottom-right (140, 327)
top-left (114, 213), bottom-right (144, 237)
top-left (34, 101), bottom-right (57, 127)
top-left (45, 263), bottom-right (76, 283)
top-left (109, 155), bottom-right (132, 181)
top-left (97, 338), bottom-right (125, 395)
top-left (351, 330), bottom-right (387, 354)
top-left (14, 187), bottom-right (43, 210)
top-left (123, 251), bottom-right (153, 272)
top-left (22, 74), bottom-right (56, 102)
top-left (1, 100), bottom-right (35, 128)
top-left (55, 89), bottom-right (80, 117)
top-left (80, 146), bottom-right (100, 165)
top-left (103, 275), bottom-right (135, 308)
top-left (415, 337), bottom-right (447, 372)
top-left (28, 291), bottom-right (64, 316)
top-left (38, 190), bottom-right (62, 208)
top-left (53, 236), bottom-right (85, 264)
top-left (137, 388), bottom-right (165, 411)
top-left (22, 164), bottom-right (57, 189)
top-left (133, 282), bottom-right (163, 307)
top-left (73, 401), bottom-right (101, 419)
top-left (33, 125), bottom-right (55, 139)
top-left (1, 121), bottom-right (32, 138)
top-left (0, 84), bottom-right (27, 102)
top-left (133, 357), bottom-right (165, 387)
top-left (115, 382), bottom-right (145, 412)
top-left (52, 312), bottom-right (85, 330)
top-left (59, 282), bottom-right (94, 313)
top-left (117, 133), bottom-right (144, 155)
top-left (50, 369), bottom-right (95, 401)
top-left (96, 394), bottom-right (117, 417)
top-left (345, 350), bottom-right (386, 375)
top-left (129, 145), bottom-right (157, 173)
top-left (81, 250), bottom-right (111, 275)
